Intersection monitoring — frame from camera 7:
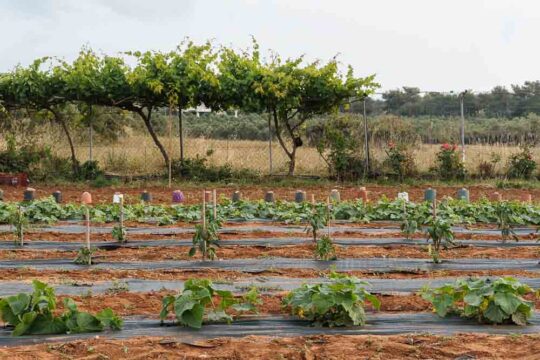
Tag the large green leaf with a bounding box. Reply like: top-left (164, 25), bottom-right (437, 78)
top-left (0, 299), bottom-right (20, 325)
top-left (12, 311), bottom-right (37, 336)
top-left (71, 312), bottom-right (103, 333)
top-left (181, 303), bottom-right (204, 329)
top-left (483, 302), bottom-right (506, 324)
top-left (493, 292), bottom-right (522, 315)
top-left (25, 314), bottom-right (66, 335)
top-left (6, 293), bottom-right (31, 317)
top-left (96, 308), bottom-right (123, 330)
top-left (432, 293), bottom-right (454, 317)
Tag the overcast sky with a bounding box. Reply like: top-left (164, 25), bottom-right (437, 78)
top-left (1, 0), bottom-right (538, 92)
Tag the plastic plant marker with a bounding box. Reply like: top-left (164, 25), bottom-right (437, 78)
top-left (213, 190), bottom-right (217, 220)
top-left (359, 187), bottom-right (369, 203)
top-left (172, 190), bottom-right (185, 204)
top-left (330, 189), bottom-right (340, 203)
top-left (397, 192), bottom-right (409, 202)
top-left (81, 192), bottom-right (92, 205)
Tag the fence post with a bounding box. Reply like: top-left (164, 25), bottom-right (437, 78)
top-left (460, 91), bottom-right (466, 163)
top-left (268, 112), bottom-right (273, 175)
top-left (363, 97), bottom-right (370, 176)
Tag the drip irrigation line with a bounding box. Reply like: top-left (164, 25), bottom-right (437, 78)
top-left (2, 224), bottom-right (537, 236)
top-left (0, 237), bottom-right (538, 251)
top-left (1, 314), bottom-right (540, 346)
top-left (2, 276), bottom-right (540, 297)
top-left (0, 257), bottom-right (538, 272)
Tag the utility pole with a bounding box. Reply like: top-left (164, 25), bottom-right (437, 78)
top-left (459, 91), bottom-right (466, 162)
top-left (363, 97), bottom-right (370, 176)
top-left (268, 112), bottom-right (273, 175)
top-left (88, 120), bottom-right (93, 162)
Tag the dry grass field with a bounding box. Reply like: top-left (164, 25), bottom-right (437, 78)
top-left (37, 135), bottom-right (540, 177)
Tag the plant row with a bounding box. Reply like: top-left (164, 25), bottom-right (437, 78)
top-left (1, 275), bottom-right (537, 338)
top-left (2, 196), bottom-right (540, 226)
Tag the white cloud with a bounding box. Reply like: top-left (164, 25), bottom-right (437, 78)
top-left (0, 0), bottom-right (538, 91)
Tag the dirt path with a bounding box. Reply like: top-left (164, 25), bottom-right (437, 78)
top-left (0, 267), bottom-right (538, 283)
top-left (1, 243), bottom-right (539, 261)
top-left (2, 333), bottom-right (539, 359)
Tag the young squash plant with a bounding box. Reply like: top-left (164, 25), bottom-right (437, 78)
top-left (112, 224), bottom-right (127, 243)
top-left (493, 201), bottom-right (522, 242)
top-left (9, 205), bottom-right (28, 246)
top-left (314, 235), bottom-right (337, 261)
top-left (189, 206), bottom-right (222, 260)
top-left (400, 202), bottom-right (419, 240)
top-left (282, 272), bottom-right (380, 327)
top-left (420, 277), bottom-right (536, 325)
top-left (307, 203), bottom-right (337, 260)
top-left (74, 247), bottom-right (96, 265)
top-left (0, 280), bottom-right (122, 336)
top-left (425, 217), bottom-right (455, 263)
top-left (160, 279), bottom-right (261, 329)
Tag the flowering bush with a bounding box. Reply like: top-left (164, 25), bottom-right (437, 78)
top-left (434, 143), bottom-right (465, 180)
top-left (507, 146), bottom-right (537, 179)
top-left (384, 142), bottom-right (416, 182)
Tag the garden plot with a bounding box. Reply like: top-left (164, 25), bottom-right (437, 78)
top-left (0, 198), bottom-right (539, 358)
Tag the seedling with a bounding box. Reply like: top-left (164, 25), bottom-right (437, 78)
top-left (74, 247), bottom-right (96, 265)
top-left (400, 201), bottom-right (419, 240)
top-left (189, 190), bottom-right (222, 260)
top-left (112, 224), bottom-right (127, 243)
top-left (420, 277), bottom-right (535, 325)
top-left (315, 235), bottom-right (337, 261)
top-left (425, 218), bottom-right (455, 263)
top-left (494, 201), bottom-right (520, 242)
top-left (10, 205), bottom-right (28, 246)
top-left (305, 202), bottom-right (329, 243)
top-left (112, 194), bottom-right (127, 243)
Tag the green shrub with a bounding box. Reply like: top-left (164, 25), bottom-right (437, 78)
top-left (78, 160), bottom-right (104, 180)
top-left (420, 277), bottom-right (535, 325)
top-left (383, 142), bottom-right (416, 181)
top-left (315, 116), bottom-right (367, 180)
top-left (171, 155), bottom-right (258, 182)
top-left (507, 146), bottom-right (537, 179)
top-left (433, 143), bottom-right (465, 180)
top-left (0, 135), bottom-right (50, 173)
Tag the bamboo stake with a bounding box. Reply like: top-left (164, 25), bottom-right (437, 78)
top-left (18, 205), bottom-right (23, 246)
top-left (213, 189), bottom-right (217, 220)
top-left (168, 107), bottom-right (173, 188)
top-left (311, 194), bottom-right (315, 205)
top-left (85, 206), bottom-right (91, 265)
top-left (120, 196), bottom-right (125, 242)
top-left (327, 197), bottom-right (331, 238)
top-left (201, 190), bottom-right (206, 230)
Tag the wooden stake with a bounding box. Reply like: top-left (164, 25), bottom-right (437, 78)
top-left (120, 197), bottom-right (125, 242)
top-left (432, 199), bottom-right (437, 219)
top-left (85, 206), bottom-right (91, 265)
top-left (18, 205), bottom-right (24, 246)
top-left (213, 189), bottom-right (217, 220)
top-left (168, 107), bottom-right (173, 188)
top-left (327, 197), bottom-right (331, 237)
top-left (202, 190), bottom-right (206, 230)
top-left (311, 194), bottom-right (315, 205)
